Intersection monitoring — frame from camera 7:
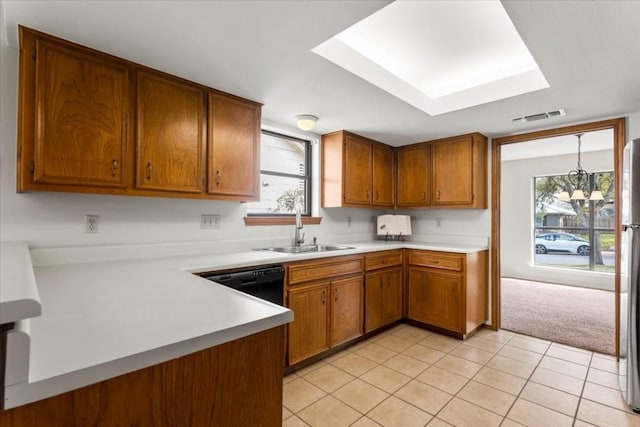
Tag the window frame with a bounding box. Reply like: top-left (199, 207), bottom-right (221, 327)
top-left (532, 171), bottom-right (615, 272)
top-left (247, 129), bottom-right (312, 217)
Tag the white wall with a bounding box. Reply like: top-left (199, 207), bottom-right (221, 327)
top-left (501, 150), bottom-right (615, 290)
top-left (628, 112), bottom-right (640, 141)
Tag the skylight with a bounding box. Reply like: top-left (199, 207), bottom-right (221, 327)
top-left (312, 0), bottom-right (549, 116)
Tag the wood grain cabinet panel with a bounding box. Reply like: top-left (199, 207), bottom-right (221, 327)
top-left (430, 133), bottom-right (487, 209)
top-left (406, 249), bottom-right (488, 338)
top-left (288, 282), bottom-right (330, 365)
top-left (29, 36), bottom-right (129, 188)
top-left (365, 267), bottom-right (402, 333)
top-left (136, 71), bottom-right (205, 193)
top-left (208, 92), bottom-right (261, 201)
top-left (372, 143), bottom-right (395, 207)
top-left (396, 144), bottom-right (431, 207)
top-left (343, 134), bottom-right (372, 205)
top-left (331, 276), bottom-right (364, 346)
top-left (0, 327), bottom-right (285, 427)
top-left (321, 130), bottom-right (394, 208)
top-left (407, 267), bottom-right (461, 332)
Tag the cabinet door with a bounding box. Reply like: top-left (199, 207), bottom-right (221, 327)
top-left (288, 283), bottom-right (330, 365)
top-left (365, 271), bottom-right (385, 333)
top-left (372, 144), bottom-right (395, 207)
top-left (407, 267), bottom-right (461, 333)
top-left (431, 136), bottom-right (473, 205)
top-left (208, 92), bottom-right (260, 200)
top-left (397, 145), bottom-right (430, 207)
top-left (331, 276), bottom-right (363, 346)
top-left (383, 268), bottom-right (403, 324)
top-left (343, 135), bottom-right (372, 205)
top-left (136, 71), bottom-right (205, 193)
top-left (33, 40), bottom-right (129, 187)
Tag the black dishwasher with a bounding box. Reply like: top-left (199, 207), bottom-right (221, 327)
top-left (202, 265), bottom-right (285, 306)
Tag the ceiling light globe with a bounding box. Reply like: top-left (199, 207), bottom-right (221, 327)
top-left (295, 115), bottom-right (318, 131)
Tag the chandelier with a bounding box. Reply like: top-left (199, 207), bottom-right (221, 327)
top-left (557, 133), bottom-right (603, 201)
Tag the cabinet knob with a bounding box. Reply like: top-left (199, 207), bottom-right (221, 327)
top-left (422, 192), bottom-right (426, 200)
top-left (216, 170), bottom-right (221, 186)
top-left (437, 190), bottom-right (441, 201)
top-left (335, 288), bottom-right (339, 301)
top-left (111, 159), bottom-right (118, 177)
top-left (146, 162), bottom-right (152, 180)
top-left (375, 190), bottom-right (379, 201)
top-left (452, 280), bottom-right (457, 289)
top-left (366, 189), bottom-right (370, 199)
top-left (322, 289), bottom-right (326, 304)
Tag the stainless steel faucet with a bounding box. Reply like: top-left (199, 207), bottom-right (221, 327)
top-left (294, 205), bottom-right (305, 247)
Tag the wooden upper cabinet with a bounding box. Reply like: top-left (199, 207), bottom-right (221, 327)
top-left (372, 143), bottom-right (395, 207)
top-left (24, 33), bottom-right (130, 188)
top-left (431, 134), bottom-right (487, 208)
top-left (136, 71), bottom-right (205, 193)
top-left (396, 144), bottom-right (430, 207)
top-left (343, 134), bottom-right (372, 205)
top-left (208, 92), bottom-right (261, 201)
top-left (17, 26), bottom-right (262, 202)
top-left (321, 130), bottom-right (393, 208)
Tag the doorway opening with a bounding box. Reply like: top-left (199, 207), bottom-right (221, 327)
top-left (491, 118), bottom-right (625, 355)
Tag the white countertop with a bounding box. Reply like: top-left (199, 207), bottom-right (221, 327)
top-left (2, 239), bottom-right (487, 409)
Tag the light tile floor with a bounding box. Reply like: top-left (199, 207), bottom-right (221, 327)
top-left (283, 324), bottom-right (640, 427)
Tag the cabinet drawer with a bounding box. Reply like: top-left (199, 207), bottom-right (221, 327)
top-left (365, 250), bottom-right (402, 271)
top-left (408, 251), bottom-right (463, 271)
top-left (288, 256), bottom-right (364, 285)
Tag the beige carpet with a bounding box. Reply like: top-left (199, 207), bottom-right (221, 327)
top-left (501, 277), bottom-right (615, 355)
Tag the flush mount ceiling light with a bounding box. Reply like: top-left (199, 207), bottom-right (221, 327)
top-left (312, 0), bottom-right (549, 116)
top-left (295, 115), bottom-right (318, 131)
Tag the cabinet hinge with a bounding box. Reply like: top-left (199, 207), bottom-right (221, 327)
top-left (29, 161), bottom-right (35, 174)
top-left (32, 48), bottom-right (36, 60)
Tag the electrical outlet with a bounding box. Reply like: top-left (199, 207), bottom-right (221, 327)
top-left (84, 215), bottom-right (99, 233)
top-left (201, 214), bottom-right (220, 230)
top-left (436, 218), bottom-right (442, 228)
top-left (347, 216), bottom-right (352, 228)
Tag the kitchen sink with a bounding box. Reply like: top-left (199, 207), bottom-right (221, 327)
top-left (256, 244), bottom-right (355, 254)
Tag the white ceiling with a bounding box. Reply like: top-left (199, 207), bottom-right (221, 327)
top-left (2, 0), bottom-right (640, 146)
top-left (313, 1), bottom-right (549, 115)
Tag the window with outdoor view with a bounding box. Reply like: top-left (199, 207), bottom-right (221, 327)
top-left (533, 171), bottom-right (615, 272)
top-left (246, 130), bottom-right (311, 216)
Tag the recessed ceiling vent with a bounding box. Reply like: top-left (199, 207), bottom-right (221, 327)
top-left (512, 108), bottom-right (566, 123)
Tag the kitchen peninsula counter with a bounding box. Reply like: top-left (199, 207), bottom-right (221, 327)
top-left (1, 238), bottom-right (487, 412)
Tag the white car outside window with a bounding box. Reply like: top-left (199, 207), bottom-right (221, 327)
top-left (534, 233), bottom-right (590, 256)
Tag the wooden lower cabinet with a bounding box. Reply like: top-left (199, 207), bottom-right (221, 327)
top-left (331, 276), bottom-right (364, 346)
top-left (286, 255), bottom-right (364, 366)
top-left (407, 268), bottom-right (461, 332)
top-left (365, 268), bottom-right (402, 333)
top-left (406, 249), bottom-right (488, 338)
top-left (288, 282), bottom-right (330, 364)
top-left (0, 327), bottom-right (285, 427)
